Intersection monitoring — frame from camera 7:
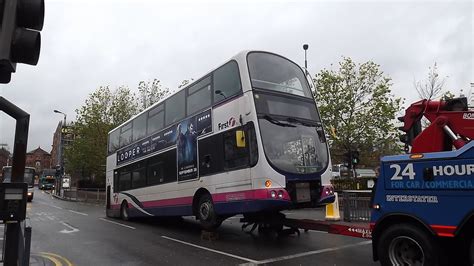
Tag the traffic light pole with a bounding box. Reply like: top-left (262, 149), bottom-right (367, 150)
top-left (0, 96), bottom-right (30, 265)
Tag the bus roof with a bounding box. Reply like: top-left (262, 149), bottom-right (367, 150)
top-left (107, 50), bottom-right (256, 135)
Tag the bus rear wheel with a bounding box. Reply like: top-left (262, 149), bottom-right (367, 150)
top-left (197, 194), bottom-right (221, 230)
top-left (120, 201), bottom-right (130, 221)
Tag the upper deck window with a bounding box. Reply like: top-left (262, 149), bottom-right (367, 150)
top-left (108, 130), bottom-right (120, 153)
top-left (165, 90), bottom-right (185, 126)
top-left (187, 76), bottom-right (211, 115)
top-left (132, 113), bottom-right (147, 142)
top-left (119, 122), bottom-right (133, 147)
top-left (213, 61), bottom-right (242, 104)
top-left (248, 52), bottom-right (312, 98)
top-left (147, 104), bottom-right (164, 134)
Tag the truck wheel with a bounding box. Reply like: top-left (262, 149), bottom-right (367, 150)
top-left (378, 223), bottom-right (441, 266)
top-left (120, 201), bottom-right (130, 221)
top-left (197, 194), bottom-right (221, 230)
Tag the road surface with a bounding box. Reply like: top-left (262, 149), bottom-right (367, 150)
top-left (24, 189), bottom-right (378, 265)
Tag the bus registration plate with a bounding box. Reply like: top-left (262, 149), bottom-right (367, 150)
top-left (296, 183), bottom-right (311, 203)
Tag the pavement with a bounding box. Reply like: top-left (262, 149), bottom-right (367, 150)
top-left (17, 188), bottom-right (379, 265)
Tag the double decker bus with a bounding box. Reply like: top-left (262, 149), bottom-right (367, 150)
top-left (2, 166), bottom-right (35, 202)
top-left (106, 51), bottom-right (334, 229)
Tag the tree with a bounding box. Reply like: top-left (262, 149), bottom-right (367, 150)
top-left (414, 62), bottom-right (447, 100)
top-left (137, 79), bottom-right (170, 111)
top-left (65, 86), bottom-right (119, 184)
top-left (65, 82), bottom-right (169, 185)
top-left (313, 57), bottom-right (403, 167)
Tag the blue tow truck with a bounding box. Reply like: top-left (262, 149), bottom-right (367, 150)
top-left (370, 98), bottom-right (474, 265)
top-left (229, 98), bottom-right (473, 265)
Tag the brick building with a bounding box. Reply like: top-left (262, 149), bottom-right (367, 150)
top-left (0, 147), bottom-right (11, 171)
top-left (51, 121), bottom-right (75, 170)
top-left (25, 147), bottom-right (51, 173)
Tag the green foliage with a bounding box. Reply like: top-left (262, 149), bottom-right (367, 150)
top-left (440, 91), bottom-right (455, 100)
top-left (137, 79), bottom-right (170, 111)
top-left (65, 80), bottom-right (171, 183)
top-left (313, 57), bottom-right (403, 167)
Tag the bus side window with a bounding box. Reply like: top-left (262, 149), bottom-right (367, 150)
top-left (119, 171), bottom-right (131, 191)
top-left (147, 149), bottom-right (177, 185)
top-left (213, 61), bottom-right (242, 104)
top-left (132, 163), bottom-right (146, 189)
top-left (224, 127), bottom-right (249, 170)
top-left (148, 162), bottom-right (164, 185)
top-left (198, 134), bottom-right (224, 176)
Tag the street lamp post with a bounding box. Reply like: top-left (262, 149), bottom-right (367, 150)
top-left (53, 109), bottom-right (66, 125)
top-left (53, 109), bottom-right (67, 196)
top-left (303, 44), bottom-right (309, 75)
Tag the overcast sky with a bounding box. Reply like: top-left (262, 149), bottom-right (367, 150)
top-left (0, 0), bottom-right (472, 153)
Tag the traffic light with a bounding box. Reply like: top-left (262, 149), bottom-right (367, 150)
top-left (55, 165), bottom-right (63, 177)
top-left (352, 151), bottom-right (360, 166)
top-left (0, 0), bottom-right (44, 83)
top-left (398, 115), bottom-right (422, 152)
top-left (343, 151), bottom-right (352, 168)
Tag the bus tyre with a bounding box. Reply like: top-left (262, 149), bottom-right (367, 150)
top-left (378, 223), bottom-right (441, 266)
top-left (120, 201), bottom-right (130, 221)
top-left (197, 194), bottom-right (221, 230)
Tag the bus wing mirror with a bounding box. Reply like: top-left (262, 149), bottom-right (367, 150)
top-left (236, 130), bottom-right (246, 148)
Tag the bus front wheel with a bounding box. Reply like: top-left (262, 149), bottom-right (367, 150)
top-left (197, 194), bottom-right (221, 230)
top-left (120, 201), bottom-right (130, 221)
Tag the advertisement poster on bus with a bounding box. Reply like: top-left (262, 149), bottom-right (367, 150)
top-left (116, 109), bottom-right (212, 166)
top-left (177, 117), bottom-right (198, 181)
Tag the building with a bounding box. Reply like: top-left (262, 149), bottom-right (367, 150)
top-left (51, 121), bottom-right (75, 171)
top-left (25, 147), bottom-right (51, 173)
top-left (0, 147), bottom-right (11, 171)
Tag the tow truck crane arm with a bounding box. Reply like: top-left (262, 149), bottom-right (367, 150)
top-left (398, 97), bottom-right (474, 153)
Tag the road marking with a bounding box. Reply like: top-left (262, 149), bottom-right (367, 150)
top-left (38, 252), bottom-right (74, 266)
top-left (251, 240), bottom-right (372, 265)
top-left (68, 210), bottom-right (88, 216)
top-left (51, 205), bottom-right (63, 210)
top-left (99, 218), bottom-right (136, 229)
top-left (59, 221), bottom-right (79, 234)
top-left (38, 253), bottom-right (63, 266)
top-left (161, 235), bottom-right (260, 264)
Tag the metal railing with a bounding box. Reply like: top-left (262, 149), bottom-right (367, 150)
top-left (57, 187), bottom-right (106, 204)
top-left (342, 190), bottom-right (372, 222)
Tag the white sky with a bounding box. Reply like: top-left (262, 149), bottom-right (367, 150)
top-left (0, 0), bottom-right (472, 152)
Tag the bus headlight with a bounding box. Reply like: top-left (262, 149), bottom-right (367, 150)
top-left (27, 192), bottom-right (32, 196)
top-left (270, 190), bottom-right (276, 198)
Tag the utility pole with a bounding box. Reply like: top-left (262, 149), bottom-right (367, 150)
top-left (0, 97), bottom-right (29, 265)
top-left (0, 0), bottom-right (44, 264)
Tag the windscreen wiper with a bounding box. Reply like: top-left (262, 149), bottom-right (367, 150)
top-left (262, 115), bottom-right (295, 127)
top-left (286, 117), bottom-right (320, 127)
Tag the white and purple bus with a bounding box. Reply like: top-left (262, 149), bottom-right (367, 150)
top-left (106, 51), bottom-right (334, 229)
